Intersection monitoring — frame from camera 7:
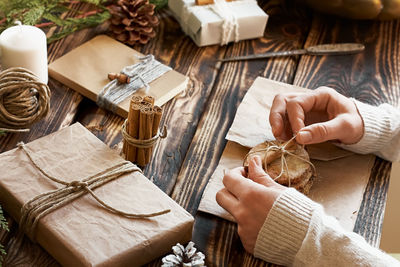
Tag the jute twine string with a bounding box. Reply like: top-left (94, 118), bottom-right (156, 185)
top-left (121, 119), bottom-right (167, 149)
top-left (17, 142), bottom-right (170, 241)
top-left (0, 67), bottom-right (50, 133)
top-left (244, 136), bottom-right (316, 187)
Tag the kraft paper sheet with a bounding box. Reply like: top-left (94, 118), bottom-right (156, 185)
top-left (0, 123), bottom-right (194, 267)
top-left (380, 162), bottom-right (400, 253)
top-left (199, 77), bottom-right (375, 231)
top-left (48, 35), bottom-right (188, 118)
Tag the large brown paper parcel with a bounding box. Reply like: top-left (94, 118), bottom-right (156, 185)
top-left (48, 35), bottom-right (188, 118)
top-left (199, 77), bottom-right (375, 232)
top-left (0, 123), bottom-right (194, 266)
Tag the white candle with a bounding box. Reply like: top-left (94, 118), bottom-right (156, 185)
top-left (0, 23), bottom-right (48, 84)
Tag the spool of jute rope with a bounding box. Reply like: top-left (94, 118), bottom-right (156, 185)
top-left (0, 67), bottom-right (50, 133)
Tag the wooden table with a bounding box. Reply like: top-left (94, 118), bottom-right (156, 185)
top-left (1, 0), bottom-right (399, 266)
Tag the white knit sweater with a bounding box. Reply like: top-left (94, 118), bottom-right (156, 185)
top-left (254, 100), bottom-right (400, 266)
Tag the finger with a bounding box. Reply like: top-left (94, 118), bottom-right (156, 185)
top-left (286, 93), bottom-right (319, 134)
top-left (297, 116), bottom-right (346, 144)
top-left (216, 188), bottom-right (240, 216)
top-left (223, 168), bottom-right (250, 197)
top-left (269, 94), bottom-right (288, 138)
top-left (247, 156), bottom-right (274, 187)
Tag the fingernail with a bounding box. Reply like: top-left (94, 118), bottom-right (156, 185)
top-left (298, 131), bottom-right (312, 143)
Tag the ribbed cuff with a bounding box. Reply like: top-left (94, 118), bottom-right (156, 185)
top-left (342, 99), bottom-right (393, 154)
top-left (254, 188), bottom-right (316, 266)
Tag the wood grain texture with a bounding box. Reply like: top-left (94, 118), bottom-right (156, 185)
top-left (0, 0), bottom-right (398, 266)
top-left (292, 13), bottom-right (400, 246)
top-left (169, 1), bottom-right (312, 266)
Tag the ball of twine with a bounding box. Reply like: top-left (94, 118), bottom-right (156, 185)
top-left (0, 67), bottom-right (50, 133)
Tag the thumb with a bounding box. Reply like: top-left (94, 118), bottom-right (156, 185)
top-left (248, 156), bottom-right (274, 186)
top-left (296, 117), bottom-right (345, 144)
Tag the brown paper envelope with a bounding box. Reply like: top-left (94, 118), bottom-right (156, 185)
top-left (380, 162), bottom-right (400, 253)
top-left (198, 140), bottom-right (375, 231)
top-left (0, 123), bottom-right (194, 267)
top-left (48, 35), bottom-right (188, 118)
top-left (225, 77), bottom-right (353, 160)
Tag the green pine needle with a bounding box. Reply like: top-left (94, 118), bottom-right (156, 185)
top-left (0, 0), bottom-right (167, 44)
top-left (0, 205), bottom-right (8, 267)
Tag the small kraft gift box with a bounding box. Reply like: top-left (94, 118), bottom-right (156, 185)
top-left (0, 123), bottom-right (194, 266)
top-left (168, 0), bottom-right (268, 46)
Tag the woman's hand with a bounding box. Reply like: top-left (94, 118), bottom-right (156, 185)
top-left (216, 156), bottom-right (286, 254)
top-left (269, 87), bottom-right (364, 145)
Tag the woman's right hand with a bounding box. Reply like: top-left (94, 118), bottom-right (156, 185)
top-left (269, 87), bottom-right (364, 145)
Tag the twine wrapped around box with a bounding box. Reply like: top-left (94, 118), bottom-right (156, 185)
top-left (122, 95), bottom-right (167, 166)
top-left (97, 55), bottom-right (171, 113)
top-left (16, 141), bottom-right (170, 241)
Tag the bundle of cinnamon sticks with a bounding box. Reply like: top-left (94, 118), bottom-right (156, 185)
top-left (123, 95), bottom-right (163, 166)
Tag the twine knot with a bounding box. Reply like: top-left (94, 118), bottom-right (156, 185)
top-left (67, 181), bottom-right (89, 191)
top-left (97, 55), bottom-right (171, 113)
top-left (17, 142), bottom-right (170, 241)
top-left (244, 136), bottom-right (316, 185)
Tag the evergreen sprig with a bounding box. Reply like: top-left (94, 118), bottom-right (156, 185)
top-left (0, 205), bottom-right (8, 267)
top-left (0, 0), bottom-right (167, 44)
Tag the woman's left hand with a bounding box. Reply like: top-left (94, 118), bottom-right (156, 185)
top-left (216, 156), bottom-right (286, 253)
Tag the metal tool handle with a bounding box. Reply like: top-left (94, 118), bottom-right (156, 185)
top-left (306, 43), bottom-right (365, 55)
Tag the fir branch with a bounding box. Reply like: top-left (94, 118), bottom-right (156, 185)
top-left (150, 0), bottom-right (168, 9)
top-left (0, 0), bottom-right (167, 44)
top-left (0, 205), bottom-right (8, 267)
top-left (46, 10), bottom-right (111, 43)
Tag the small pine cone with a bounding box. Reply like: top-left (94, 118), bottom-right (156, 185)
top-left (161, 242), bottom-right (205, 267)
top-left (108, 0), bottom-right (159, 45)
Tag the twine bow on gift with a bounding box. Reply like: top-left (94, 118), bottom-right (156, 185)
top-left (97, 55), bottom-right (171, 113)
top-left (16, 142), bottom-right (170, 241)
top-left (244, 136), bottom-right (316, 186)
top-left (180, 0), bottom-right (256, 46)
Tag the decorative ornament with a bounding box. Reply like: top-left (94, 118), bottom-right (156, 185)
top-left (161, 241), bottom-right (205, 267)
top-left (108, 0), bottom-right (159, 45)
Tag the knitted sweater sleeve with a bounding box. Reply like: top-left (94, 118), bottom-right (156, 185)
top-left (341, 99), bottom-right (400, 162)
top-left (254, 188), bottom-right (400, 266)
top-left (253, 101), bottom-right (400, 265)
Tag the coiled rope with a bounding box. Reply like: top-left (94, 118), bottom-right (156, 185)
top-left (0, 67), bottom-right (50, 133)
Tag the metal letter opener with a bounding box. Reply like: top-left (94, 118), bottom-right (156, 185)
top-left (218, 43), bottom-right (365, 62)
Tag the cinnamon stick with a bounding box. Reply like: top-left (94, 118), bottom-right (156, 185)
top-left (123, 96), bottom-right (143, 162)
top-left (136, 106), bottom-right (153, 166)
top-left (143, 95), bottom-right (155, 106)
top-left (149, 105), bottom-right (162, 157)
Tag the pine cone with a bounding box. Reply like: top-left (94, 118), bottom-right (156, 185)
top-left (108, 0), bottom-right (159, 45)
top-left (161, 242), bottom-right (205, 267)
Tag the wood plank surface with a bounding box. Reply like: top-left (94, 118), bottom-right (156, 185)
top-left (293, 14), bottom-right (400, 246)
top-left (170, 1), bottom-right (312, 266)
top-left (0, 0), bottom-right (399, 266)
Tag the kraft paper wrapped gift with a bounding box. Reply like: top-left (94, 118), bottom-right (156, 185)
top-left (0, 123), bottom-right (194, 266)
top-left (168, 0), bottom-right (268, 46)
top-left (48, 35), bottom-right (189, 118)
top-left (198, 77), bottom-right (375, 231)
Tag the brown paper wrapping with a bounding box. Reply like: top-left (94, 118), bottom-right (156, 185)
top-left (199, 77), bottom-right (375, 231)
top-left (48, 35), bottom-right (188, 118)
top-left (0, 123), bottom-right (194, 267)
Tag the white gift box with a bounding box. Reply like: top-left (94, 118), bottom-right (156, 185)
top-left (168, 0), bottom-right (268, 46)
